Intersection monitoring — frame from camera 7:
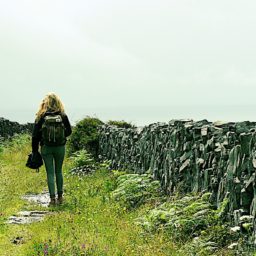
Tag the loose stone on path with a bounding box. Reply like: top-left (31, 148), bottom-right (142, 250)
top-left (6, 190), bottom-right (52, 225)
top-left (7, 211), bottom-right (50, 224)
top-left (21, 191), bottom-right (50, 207)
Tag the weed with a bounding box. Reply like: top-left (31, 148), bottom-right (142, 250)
top-left (112, 173), bottom-right (163, 209)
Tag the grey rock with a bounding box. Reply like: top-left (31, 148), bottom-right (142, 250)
top-left (239, 215), bottom-right (254, 223)
top-left (230, 226), bottom-right (241, 233)
top-left (98, 120), bottom-right (256, 235)
top-left (22, 192), bottom-right (50, 207)
top-left (228, 243), bottom-right (239, 249)
top-left (7, 211), bottom-right (50, 225)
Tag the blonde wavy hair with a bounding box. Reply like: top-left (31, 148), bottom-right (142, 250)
top-left (35, 92), bottom-right (65, 122)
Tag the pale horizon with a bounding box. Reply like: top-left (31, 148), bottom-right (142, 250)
top-left (2, 104), bottom-right (256, 126)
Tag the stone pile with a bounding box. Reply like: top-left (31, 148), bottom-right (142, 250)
top-left (99, 120), bottom-right (256, 229)
top-left (0, 117), bottom-right (33, 139)
top-left (70, 165), bottom-right (96, 176)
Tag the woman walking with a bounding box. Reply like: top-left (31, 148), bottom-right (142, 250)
top-left (32, 92), bottom-right (72, 205)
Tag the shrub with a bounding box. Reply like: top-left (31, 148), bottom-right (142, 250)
top-left (69, 149), bottom-right (97, 176)
top-left (0, 136), bottom-right (5, 154)
top-left (179, 224), bottom-right (239, 255)
top-left (70, 149), bottom-right (95, 168)
top-left (111, 173), bottom-right (162, 209)
top-left (136, 193), bottom-right (218, 241)
top-left (2, 133), bottom-right (31, 153)
top-left (107, 120), bottom-right (135, 129)
top-left (67, 116), bottom-right (104, 158)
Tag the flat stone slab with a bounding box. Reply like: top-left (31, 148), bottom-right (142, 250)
top-left (21, 192), bottom-right (50, 207)
top-left (7, 210), bottom-right (50, 224)
top-left (6, 191), bottom-right (55, 225)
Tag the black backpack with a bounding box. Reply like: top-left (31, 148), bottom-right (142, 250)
top-left (26, 151), bottom-right (43, 172)
top-left (41, 114), bottom-right (66, 146)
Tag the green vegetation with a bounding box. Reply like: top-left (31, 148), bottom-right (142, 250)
top-left (106, 120), bottom-right (134, 129)
top-left (70, 149), bottom-right (97, 169)
top-left (0, 133), bottom-right (251, 256)
top-left (67, 116), bottom-right (135, 158)
top-left (136, 193), bottom-right (238, 255)
top-left (67, 116), bottom-right (104, 157)
top-left (69, 149), bottom-right (98, 176)
top-left (0, 134), bottom-right (178, 256)
top-left (111, 173), bottom-right (163, 210)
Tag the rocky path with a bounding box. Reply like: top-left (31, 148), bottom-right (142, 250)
top-left (6, 191), bottom-right (52, 225)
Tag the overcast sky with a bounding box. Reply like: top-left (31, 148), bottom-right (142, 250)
top-left (1, 0), bottom-right (256, 125)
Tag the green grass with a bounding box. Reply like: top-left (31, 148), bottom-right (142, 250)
top-left (0, 135), bottom-right (178, 256)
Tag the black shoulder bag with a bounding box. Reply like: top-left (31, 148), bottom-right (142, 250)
top-left (26, 151), bottom-right (43, 172)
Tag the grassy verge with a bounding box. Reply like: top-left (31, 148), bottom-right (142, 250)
top-left (0, 135), bottom-right (178, 256)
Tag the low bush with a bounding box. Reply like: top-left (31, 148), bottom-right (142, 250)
top-left (67, 116), bottom-right (104, 158)
top-left (107, 120), bottom-right (135, 129)
top-left (179, 223), bottom-right (239, 255)
top-left (1, 133), bottom-right (31, 153)
top-left (136, 192), bottom-right (243, 255)
top-left (69, 149), bottom-right (97, 176)
top-left (70, 149), bottom-right (95, 168)
top-left (136, 193), bottom-right (217, 241)
top-left (111, 173), bottom-right (163, 209)
top-left (0, 136), bottom-right (5, 154)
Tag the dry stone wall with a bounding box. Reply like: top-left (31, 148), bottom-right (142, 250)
top-left (0, 117), bottom-right (33, 139)
top-left (99, 120), bottom-right (256, 226)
